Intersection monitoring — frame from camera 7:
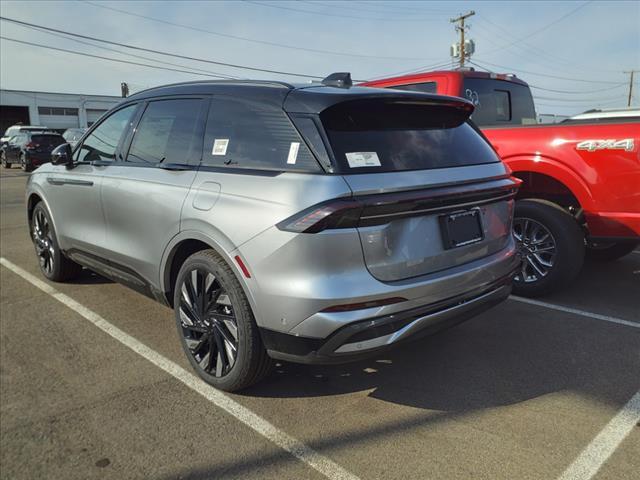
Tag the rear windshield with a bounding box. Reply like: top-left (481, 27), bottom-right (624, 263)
top-left (320, 99), bottom-right (500, 173)
top-left (32, 135), bottom-right (65, 147)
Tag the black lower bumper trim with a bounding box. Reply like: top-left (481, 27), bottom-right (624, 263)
top-left (260, 272), bottom-right (515, 365)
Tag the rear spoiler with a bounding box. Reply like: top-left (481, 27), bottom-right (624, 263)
top-left (284, 86), bottom-right (474, 118)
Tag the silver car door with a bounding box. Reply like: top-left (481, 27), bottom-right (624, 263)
top-left (100, 97), bottom-right (206, 288)
top-left (46, 104), bottom-right (139, 259)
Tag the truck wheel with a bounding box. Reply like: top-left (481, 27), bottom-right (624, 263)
top-left (512, 199), bottom-right (584, 297)
top-left (173, 249), bottom-right (273, 392)
top-left (586, 241), bottom-right (638, 262)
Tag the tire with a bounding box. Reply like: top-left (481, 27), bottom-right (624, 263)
top-left (586, 241), bottom-right (638, 262)
top-left (512, 199), bottom-right (585, 297)
top-left (1, 152), bottom-right (10, 168)
top-left (173, 249), bottom-right (273, 392)
top-left (31, 202), bottom-right (83, 282)
top-left (21, 154), bottom-right (32, 172)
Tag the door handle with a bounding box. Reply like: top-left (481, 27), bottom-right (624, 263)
top-left (47, 177), bottom-right (94, 186)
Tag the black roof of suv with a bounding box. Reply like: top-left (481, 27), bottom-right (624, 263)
top-left (126, 79), bottom-right (473, 115)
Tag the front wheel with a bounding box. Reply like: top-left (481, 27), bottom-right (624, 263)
top-left (512, 199), bottom-right (585, 297)
top-left (586, 241), bottom-right (638, 262)
top-left (173, 250), bottom-right (273, 392)
top-left (31, 202), bottom-right (83, 281)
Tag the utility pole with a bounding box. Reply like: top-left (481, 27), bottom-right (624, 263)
top-left (623, 70), bottom-right (636, 106)
top-left (450, 11), bottom-right (475, 68)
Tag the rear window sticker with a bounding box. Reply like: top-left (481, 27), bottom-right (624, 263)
top-left (345, 152), bottom-right (381, 168)
top-left (212, 138), bottom-right (229, 156)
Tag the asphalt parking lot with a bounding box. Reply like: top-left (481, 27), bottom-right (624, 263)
top-left (1, 167), bottom-right (638, 480)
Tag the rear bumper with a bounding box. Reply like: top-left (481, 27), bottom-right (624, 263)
top-left (24, 152), bottom-right (50, 166)
top-left (585, 212), bottom-right (640, 239)
top-left (261, 270), bottom-right (515, 365)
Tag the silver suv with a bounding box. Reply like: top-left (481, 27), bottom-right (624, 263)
top-left (26, 75), bottom-right (520, 391)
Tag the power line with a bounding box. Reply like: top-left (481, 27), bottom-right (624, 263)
top-left (0, 16), bottom-right (328, 79)
top-left (0, 36), bottom-right (235, 79)
top-left (81, 0), bottom-right (431, 61)
top-left (469, 59), bottom-right (624, 85)
top-left (474, 15), bottom-right (621, 75)
top-left (349, 1), bottom-right (454, 14)
top-left (304, 1), bottom-right (452, 17)
top-left (242, 0), bottom-right (445, 21)
top-left (22, 23), bottom-right (240, 79)
top-left (471, 20), bottom-right (610, 78)
top-left (482, 1), bottom-right (592, 55)
top-left (365, 60), bottom-right (454, 82)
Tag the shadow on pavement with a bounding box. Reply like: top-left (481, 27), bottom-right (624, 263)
top-left (243, 303), bottom-right (640, 412)
top-left (66, 268), bottom-right (114, 285)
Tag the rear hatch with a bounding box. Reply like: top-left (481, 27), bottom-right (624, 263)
top-left (29, 134), bottom-right (65, 155)
top-left (320, 97), bottom-right (517, 282)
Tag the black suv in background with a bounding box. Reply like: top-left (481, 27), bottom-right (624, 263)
top-left (1, 131), bottom-right (66, 171)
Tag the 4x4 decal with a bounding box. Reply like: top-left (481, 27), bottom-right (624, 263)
top-left (576, 138), bottom-right (635, 152)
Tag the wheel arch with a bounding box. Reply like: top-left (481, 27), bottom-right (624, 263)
top-left (160, 231), bottom-right (260, 322)
top-left (504, 155), bottom-right (596, 211)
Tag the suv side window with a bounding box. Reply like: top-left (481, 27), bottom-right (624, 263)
top-left (76, 104), bottom-right (137, 163)
top-left (202, 96), bottom-right (320, 172)
top-left (126, 98), bottom-right (203, 165)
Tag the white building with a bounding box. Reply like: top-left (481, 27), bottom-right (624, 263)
top-left (0, 89), bottom-right (123, 133)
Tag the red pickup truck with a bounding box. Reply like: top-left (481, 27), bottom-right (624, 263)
top-left (365, 70), bottom-right (639, 296)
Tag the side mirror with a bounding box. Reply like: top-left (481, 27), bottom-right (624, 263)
top-left (51, 143), bottom-right (73, 168)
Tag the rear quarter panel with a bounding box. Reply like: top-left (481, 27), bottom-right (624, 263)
top-left (483, 122), bottom-right (640, 236)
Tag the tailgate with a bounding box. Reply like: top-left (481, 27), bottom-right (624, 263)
top-left (319, 96), bottom-right (517, 282)
top-left (342, 167), bottom-right (517, 281)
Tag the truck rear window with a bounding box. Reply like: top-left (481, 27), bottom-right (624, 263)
top-left (463, 78), bottom-right (537, 127)
top-left (320, 99), bottom-right (500, 173)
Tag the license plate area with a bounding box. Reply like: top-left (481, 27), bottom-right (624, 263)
top-left (439, 208), bottom-right (484, 249)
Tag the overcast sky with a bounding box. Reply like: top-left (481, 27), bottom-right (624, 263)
top-left (1, 0), bottom-right (638, 116)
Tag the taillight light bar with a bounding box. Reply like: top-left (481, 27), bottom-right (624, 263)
top-left (277, 177), bottom-right (520, 234)
top-left (277, 198), bottom-right (363, 233)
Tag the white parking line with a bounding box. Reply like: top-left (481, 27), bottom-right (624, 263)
top-left (557, 390), bottom-right (640, 480)
top-left (0, 257), bottom-right (359, 480)
top-left (509, 296), bottom-right (640, 329)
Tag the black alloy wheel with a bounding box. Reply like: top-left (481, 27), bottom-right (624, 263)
top-left (174, 250), bottom-right (273, 391)
top-left (30, 203), bottom-right (83, 282)
top-left (178, 268), bottom-right (239, 378)
top-left (32, 207), bottom-right (55, 276)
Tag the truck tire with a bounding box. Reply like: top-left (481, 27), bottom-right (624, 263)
top-left (586, 241), bottom-right (638, 262)
top-left (512, 199), bottom-right (584, 297)
top-left (173, 249), bottom-right (273, 392)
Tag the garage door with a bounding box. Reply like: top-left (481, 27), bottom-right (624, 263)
top-left (86, 109), bottom-right (108, 126)
top-left (38, 107), bottom-right (79, 131)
